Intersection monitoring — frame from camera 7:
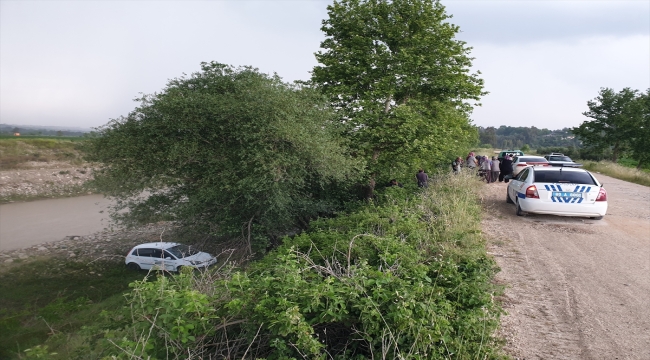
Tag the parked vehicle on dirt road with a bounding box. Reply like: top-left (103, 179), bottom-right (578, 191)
top-left (498, 149), bottom-right (524, 161)
top-left (125, 242), bottom-right (217, 272)
top-left (506, 167), bottom-right (607, 220)
top-left (543, 153), bottom-right (582, 168)
top-left (511, 155), bottom-right (550, 176)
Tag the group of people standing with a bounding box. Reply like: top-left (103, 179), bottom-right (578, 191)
top-left (453, 152), bottom-right (514, 183)
top-left (388, 152), bottom-right (516, 190)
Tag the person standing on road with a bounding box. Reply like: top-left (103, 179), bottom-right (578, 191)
top-left (500, 155), bottom-right (514, 182)
top-left (416, 169), bottom-right (429, 188)
top-left (480, 156), bottom-right (492, 182)
top-left (466, 152), bottom-right (477, 171)
top-left (491, 156), bottom-right (500, 183)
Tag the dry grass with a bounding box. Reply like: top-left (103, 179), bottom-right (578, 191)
top-left (582, 160), bottom-right (650, 187)
top-left (0, 138), bottom-right (84, 169)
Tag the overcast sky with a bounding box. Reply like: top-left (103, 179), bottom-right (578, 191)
top-left (1, 0), bottom-right (648, 131)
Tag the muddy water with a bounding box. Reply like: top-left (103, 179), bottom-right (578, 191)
top-left (0, 195), bottom-right (113, 251)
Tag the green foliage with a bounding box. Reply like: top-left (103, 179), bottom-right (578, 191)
top-left (572, 87), bottom-right (646, 164)
top-left (520, 144), bottom-right (530, 152)
top-left (0, 259), bottom-right (142, 359)
top-left (22, 345), bottom-right (57, 359)
top-left (102, 173), bottom-right (503, 359)
top-left (106, 272), bottom-right (218, 359)
top-left (628, 89), bottom-right (650, 168)
top-left (84, 62), bottom-right (360, 250)
top-left (311, 0), bottom-right (483, 191)
top-left (480, 126), bottom-right (579, 150)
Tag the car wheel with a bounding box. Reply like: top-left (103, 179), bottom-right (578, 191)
top-left (127, 262), bottom-right (141, 271)
top-left (515, 199), bottom-right (525, 217)
top-left (506, 191), bottom-right (514, 204)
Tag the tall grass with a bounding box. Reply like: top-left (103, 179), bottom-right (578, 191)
top-left (0, 139), bottom-right (84, 169)
top-left (582, 160), bottom-right (650, 187)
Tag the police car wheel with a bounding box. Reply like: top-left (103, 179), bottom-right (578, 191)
top-left (515, 199), bottom-right (525, 217)
top-left (506, 192), bottom-right (514, 204)
top-left (127, 262), bottom-right (141, 271)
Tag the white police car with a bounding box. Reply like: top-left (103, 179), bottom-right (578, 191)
top-left (506, 166), bottom-right (607, 219)
top-left (125, 242), bottom-right (217, 272)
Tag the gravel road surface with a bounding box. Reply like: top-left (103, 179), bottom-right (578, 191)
top-left (482, 174), bottom-right (649, 359)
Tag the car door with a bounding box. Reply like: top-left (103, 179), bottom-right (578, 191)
top-left (135, 248), bottom-right (156, 269)
top-left (509, 168), bottom-right (529, 201)
top-left (162, 250), bottom-right (179, 271)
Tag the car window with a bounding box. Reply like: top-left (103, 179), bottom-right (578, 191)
top-left (166, 244), bottom-right (199, 259)
top-left (549, 156), bottom-right (572, 162)
top-left (518, 157), bottom-right (548, 163)
top-left (136, 248), bottom-right (155, 257)
top-left (519, 169), bottom-right (529, 181)
top-left (151, 249), bottom-right (163, 258)
top-left (533, 170), bottom-right (597, 185)
top-left (163, 251), bottom-right (176, 259)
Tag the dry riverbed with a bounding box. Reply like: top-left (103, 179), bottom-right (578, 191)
top-left (0, 160), bottom-right (94, 202)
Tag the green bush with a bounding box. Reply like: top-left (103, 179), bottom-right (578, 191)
top-left (103, 173), bottom-right (503, 359)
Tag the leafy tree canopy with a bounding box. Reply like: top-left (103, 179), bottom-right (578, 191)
top-left (311, 0), bottom-right (483, 191)
top-left (629, 89), bottom-right (650, 168)
top-left (572, 87), bottom-right (646, 164)
top-left (84, 62), bottom-right (361, 251)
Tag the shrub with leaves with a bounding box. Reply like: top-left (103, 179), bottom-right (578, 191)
top-left (84, 62), bottom-right (361, 252)
top-left (106, 173), bottom-right (503, 359)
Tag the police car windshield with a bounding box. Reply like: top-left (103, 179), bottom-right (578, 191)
top-left (533, 170), bottom-right (596, 185)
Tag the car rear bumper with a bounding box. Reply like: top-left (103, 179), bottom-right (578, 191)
top-left (519, 198), bottom-right (607, 217)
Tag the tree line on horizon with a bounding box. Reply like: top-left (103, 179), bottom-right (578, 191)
top-left (477, 88), bottom-right (649, 169)
top-left (477, 125), bottom-right (580, 150)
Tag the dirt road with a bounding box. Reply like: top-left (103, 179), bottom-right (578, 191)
top-left (482, 174), bottom-right (650, 359)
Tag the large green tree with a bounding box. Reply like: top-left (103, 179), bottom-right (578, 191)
top-left (84, 62), bottom-right (360, 252)
top-left (573, 87), bottom-right (642, 163)
top-left (628, 89), bottom-right (650, 168)
top-left (311, 0), bottom-right (484, 195)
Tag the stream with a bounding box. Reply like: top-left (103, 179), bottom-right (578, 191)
top-left (0, 195), bottom-right (113, 251)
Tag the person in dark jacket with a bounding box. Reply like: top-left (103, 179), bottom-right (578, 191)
top-left (415, 169), bottom-right (428, 188)
top-left (500, 155), bottom-right (514, 182)
top-left (387, 179), bottom-right (403, 188)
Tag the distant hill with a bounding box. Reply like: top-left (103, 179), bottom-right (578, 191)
top-left (0, 123), bottom-right (92, 137)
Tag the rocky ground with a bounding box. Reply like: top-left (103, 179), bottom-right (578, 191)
top-left (0, 160), bottom-right (94, 202)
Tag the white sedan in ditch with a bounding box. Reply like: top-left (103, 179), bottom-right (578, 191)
top-left (125, 242), bottom-right (217, 272)
top-left (506, 166), bottom-right (607, 220)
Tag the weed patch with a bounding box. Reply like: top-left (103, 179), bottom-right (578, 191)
top-left (0, 139), bottom-right (85, 169)
top-left (583, 160), bottom-right (650, 187)
top-left (0, 259), bottom-right (141, 359)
